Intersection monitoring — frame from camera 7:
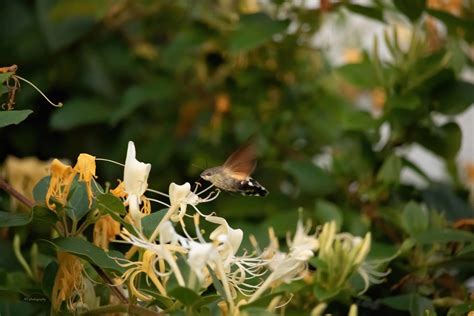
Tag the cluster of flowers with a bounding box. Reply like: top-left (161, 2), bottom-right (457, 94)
top-left (45, 141), bottom-right (389, 314)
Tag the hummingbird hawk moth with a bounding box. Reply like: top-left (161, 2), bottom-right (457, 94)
top-left (200, 140), bottom-right (268, 196)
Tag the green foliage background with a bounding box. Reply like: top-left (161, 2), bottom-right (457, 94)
top-left (1, 0), bottom-right (474, 315)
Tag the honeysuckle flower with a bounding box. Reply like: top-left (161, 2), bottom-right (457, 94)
top-left (46, 159), bottom-right (77, 210)
top-left (73, 153), bottom-right (97, 206)
top-left (249, 218), bottom-right (318, 302)
top-left (287, 218), bottom-right (319, 261)
top-left (207, 215), bottom-right (243, 267)
top-left (123, 141), bottom-right (151, 198)
top-left (187, 241), bottom-right (219, 283)
top-left (117, 228), bottom-right (187, 290)
top-left (51, 252), bottom-right (84, 311)
top-left (93, 215), bottom-right (120, 250)
top-left (315, 221), bottom-right (379, 294)
top-left (110, 181), bottom-right (127, 199)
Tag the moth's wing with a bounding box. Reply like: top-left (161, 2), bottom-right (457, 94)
top-left (222, 140), bottom-right (257, 180)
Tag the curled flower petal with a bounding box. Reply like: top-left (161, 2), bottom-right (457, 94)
top-left (123, 141), bottom-right (151, 198)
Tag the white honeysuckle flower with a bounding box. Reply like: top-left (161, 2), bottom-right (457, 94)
top-left (207, 215), bottom-right (243, 266)
top-left (128, 194), bottom-right (142, 228)
top-left (187, 241), bottom-right (219, 282)
top-left (249, 218), bottom-right (319, 303)
top-left (159, 220), bottom-right (190, 248)
top-left (288, 219), bottom-right (319, 261)
top-left (123, 141), bottom-right (151, 198)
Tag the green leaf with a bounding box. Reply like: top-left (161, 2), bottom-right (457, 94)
top-left (422, 184), bottom-right (473, 221)
top-left (110, 80), bottom-right (176, 125)
top-left (341, 109), bottom-right (376, 131)
top-left (313, 284), bottom-right (340, 301)
top-left (96, 193), bottom-right (126, 216)
top-left (314, 200), bottom-right (343, 229)
top-left (414, 229), bottom-right (474, 244)
top-left (409, 293), bottom-right (434, 316)
top-left (284, 160), bottom-right (337, 195)
top-left (346, 4), bottom-right (384, 22)
top-left (42, 237), bottom-right (125, 273)
top-left (50, 98), bottom-right (110, 130)
top-left (415, 122), bottom-right (462, 160)
top-left (33, 176), bottom-right (50, 204)
top-left (0, 72), bottom-right (13, 84)
top-left (41, 261), bottom-right (58, 300)
top-left (0, 211), bottom-right (31, 227)
top-left (65, 180), bottom-right (90, 221)
top-left (386, 94), bottom-right (422, 110)
top-left (0, 110), bottom-right (33, 128)
top-left (142, 210), bottom-right (168, 239)
top-left (432, 80), bottom-right (474, 115)
top-left (393, 0), bottom-right (426, 22)
top-left (32, 206), bottom-right (58, 226)
top-left (168, 286), bottom-right (200, 307)
top-left (229, 13), bottom-right (288, 52)
top-left (336, 61), bottom-right (379, 88)
top-left (376, 154), bottom-right (402, 185)
top-left (401, 201), bottom-right (428, 236)
top-left (241, 292), bottom-right (285, 310)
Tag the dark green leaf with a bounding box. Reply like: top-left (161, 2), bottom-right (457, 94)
top-left (284, 160), bottom-right (336, 195)
top-left (96, 193), bottom-right (126, 216)
top-left (432, 80), bottom-right (474, 115)
top-left (0, 211), bottom-right (31, 227)
top-left (41, 237), bottom-right (125, 273)
top-left (314, 200), bottom-right (343, 229)
top-left (386, 94), bottom-right (422, 110)
top-left (346, 4), bottom-right (384, 22)
top-left (41, 261), bottom-right (58, 300)
top-left (168, 286), bottom-right (200, 307)
top-left (313, 284), bottom-right (340, 301)
top-left (229, 13), bottom-right (288, 52)
top-left (415, 122), bottom-right (462, 160)
top-left (110, 80), bottom-right (176, 125)
top-left (422, 184), bottom-right (474, 221)
top-left (50, 98), bottom-right (110, 130)
top-left (401, 201), bottom-right (428, 236)
top-left (32, 206), bottom-right (58, 226)
top-left (65, 180), bottom-right (90, 221)
top-left (414, 229), bottom-right (474, 244)
top-left (142, 210), bottom-right (168, 239)
top-left (341, 109), bottom-right (376, 131)
top-left (376, 154), bottom-right (402, 185)
top-left (393, 0), bottom-right (426, 22)
top-left (409, 293), bottom-right (434, 316)
top-left (33, 176), bottom-right (50, 204)
top-left (0, 110), bottom-right (33, 128)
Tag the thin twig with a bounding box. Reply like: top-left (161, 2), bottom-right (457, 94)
top-left (0, 176), bottom-right (34, 208)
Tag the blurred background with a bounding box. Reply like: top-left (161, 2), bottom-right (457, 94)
top-left (1, 0), bottom-right (473, 244)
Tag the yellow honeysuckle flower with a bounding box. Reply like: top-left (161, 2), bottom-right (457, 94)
top-left (93, 215), bottom-right (120, 250)
top-left (51, 252), bottom-right (83, 311)
top-left (110, 181), bottom-right (127, 199)
top-left (74, 153), bottom-right (97, 206)
top-left (46, 159), bottom-right (76, 210)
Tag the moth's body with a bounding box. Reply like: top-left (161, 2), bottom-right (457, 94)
top-left (200, 140), bottom-right (268, 196)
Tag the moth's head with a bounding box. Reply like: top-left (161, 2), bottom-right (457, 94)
top-left (200, 167), bottom-right (219, 181)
